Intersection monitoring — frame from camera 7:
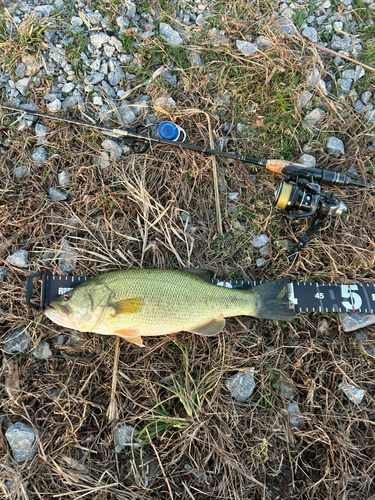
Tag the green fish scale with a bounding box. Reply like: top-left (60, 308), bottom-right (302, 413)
top-left (96, 269), bottom-right (255, 336)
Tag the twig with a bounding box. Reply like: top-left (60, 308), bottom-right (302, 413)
top-left (107, 337), bottom-right (120, 422)
top-left (313, 43), bottom-right (375, 72)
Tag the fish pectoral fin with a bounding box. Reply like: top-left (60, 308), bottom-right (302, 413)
top-left (189, 318), bottom-right (226, 336)
top-left (108, 298), bottom-right (143, 315)
top-left (114, 328), bottom-right (144, 346)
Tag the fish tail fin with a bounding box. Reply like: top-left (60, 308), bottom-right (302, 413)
top-left (250, 281), bottom-right (296, 321)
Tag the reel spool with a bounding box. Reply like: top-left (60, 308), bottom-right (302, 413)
top-left (274, 178), bottom-right (347, 250)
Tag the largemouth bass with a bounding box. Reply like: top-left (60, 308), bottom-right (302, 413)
top-left (44, 269), bottom-right (295, 346)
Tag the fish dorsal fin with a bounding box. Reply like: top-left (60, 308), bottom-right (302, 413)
top-left (109, 298), bottom-right (143, 315)
top-left (114, 328), bottom-right (144, 346)
top-left (189, 318), bottom-right (226, 336)
top-left (183, 268), bottom-right (213, 283)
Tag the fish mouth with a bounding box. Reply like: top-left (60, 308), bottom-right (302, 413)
top-left (44, 303), bottom-right (71, 318)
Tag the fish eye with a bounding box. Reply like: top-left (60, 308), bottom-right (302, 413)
top-left (62, 294), bottom-right (71, 302)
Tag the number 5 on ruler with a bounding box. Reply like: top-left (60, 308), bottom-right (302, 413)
top-left (341, 285), bottom-right (362, 311)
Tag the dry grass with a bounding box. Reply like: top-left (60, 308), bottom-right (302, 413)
top-left (1, 2), bottom-right (375, 499)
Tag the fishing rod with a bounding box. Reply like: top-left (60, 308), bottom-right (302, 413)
top-left (1, 103), bottom-right (373, 189)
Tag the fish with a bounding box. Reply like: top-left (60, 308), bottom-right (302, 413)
top-left (44, 269), bottom-right (295, 346)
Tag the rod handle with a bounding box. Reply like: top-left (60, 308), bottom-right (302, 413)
top-left (265, 159), bottom-right (308, 173)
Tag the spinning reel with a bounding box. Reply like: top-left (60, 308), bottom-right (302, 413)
top-left (274, 177), bottom-right (347, 251)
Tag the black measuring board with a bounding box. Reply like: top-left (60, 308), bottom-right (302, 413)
top-left (26, 272), bottom-right (375, 315)
top-left (290, 282), bottom-right (375, 314)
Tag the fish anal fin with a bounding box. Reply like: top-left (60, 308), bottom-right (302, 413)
top-left (109, 298), bottom-right (143, 315)
top-left (183, 269), bottom-right (213, 283)
top-left (189, 318), bottom-right (225, 336)
top-left (114, 328), bottom-right (144, 347)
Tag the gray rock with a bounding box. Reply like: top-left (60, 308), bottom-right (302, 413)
top-left (35, 5), bottom-right (54, 16)
top-left (366, 109), bottom-right (375, 123)
top-left (43, 93), bottom-right (62, 102)
top-left (154, 96), bottom-right (176, 110)
top-left (236, 40), bottom-right (258, 56)
top-left (132, 96), bottom-right (151, 115)
top-left (298, 153), bottom-right (316, 167)
top-left (35, 123), bottom-right (49, 138)
top-left (61, 82), bottom-right (75, 93)
top-left (116, 16), bottom-right (130, 30)
top-left (118, 103), bottom-right (137, 125)
top-left (0, 266), bottom-right (8, 280)
top-left (275, 17), bottom-right (298, 35)
top-left (90, 32), bottom-right (110, 49)
top-left (6, 250), bottom-right (28, 268)
top-left (287, 402), bottom-right (304, 428)
top-left (32, 147), bottom-right (47, 164)
top-left (5, 423), bottom-right (39, 462)
top-left (15, 78), bottom-right (29, 96)
top-left (338, 78), bottom-right (352, 93)
top-left (107, 67), bottom-right (125, 87)
top-left (339, 312), bottom-right (375, 332)
top-left (159, 23), bottom-right (183, 46)
top-left (356, 331), bottom-right (367, 342)
top-left (71, 16), bottom-right (83, 27)
top-left (280, 379), bottom-right (295, 400)
top-left (361, 91), bottom-right (372, 104)
top-left (57, 171), bottom-right (71, 187)
top-left (342, 69), bottom-right (355, 79)
top-left (354, 100), bottom-right (366, 113)
top-left (109, 36), bottom-right (123, 52)
top-left (252, 234), bottom-right (269, 248)
top-left (255, 35), bottom-right (273, 51)
top-left (317, 319), bottom-right (329, 334)
top-left (102, 139), bottom-right (123, 160)
top-left (331, 34), bottom-right (352, 51)
top-left (49, 187), bottom-right (68, 202)
top-left (32, 341), bottom-right (52, 360)
top-left (224, 369), bottom-right (255, 402)
top-left (227, 192), bottom-right (239, 201)
top-left (101, 80), bottom-right (117, 98)
top-left (256, 258), bottom-right (267, 267)
top-left (84, 72), bottom-right (105, 85)
top-left (188, 49), bottom-right (203, 67)
top-left (47, 99), bottom-right (62, 112)
top-left (348, 166), bottom-right (358, 178)
top-left (303, 108), bottom-right (326, 128)
top-left (58, 239), bottom-right (78, 274)
top-left (4, 327), bottom-right (30, 354)
top-left (14, 165), bottom-right (28, 178)
top-left (339, 381), bottom-right (365, 404)
top-left (87, 12), bottom-right (103, 25)
top-left (326, 136), bottom-right (345, 157)
top-left (114, 424), bottom-right (141, 452)
top-left (297, 91), bottom-right (312, 107)
top-left (97, 151), bottom-right (111, 169)
top-left (302, 26), bottom-right (318, 42)
top-left (15, 62), bottom-right (26, 78)
top-left (93, 96), bottom-right (103, 106)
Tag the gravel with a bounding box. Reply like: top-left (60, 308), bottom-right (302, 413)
top-left (236, 40), bottom-right (258, 55)
top-left (49, 187), bottom-right (69, 201)
top-left (6, 250), bottom-right (28, 268)
top-left (224, 369), bottom-right (256, 402)
top-left (5, 423), bottom-right (40, 462)
top-left (159, 23), bottom-right (183, 45)
top-left (32, 342), bottom-right (53, 360)
top-left (0, 266), bottom-right (8, 280)
top-left (58, 238), bottom-right (78, 274)
top-left (339, 381), bottom-right (365, 404)
top-left (326, 136), bottom-right (345, 157)
top-left (4, 327), bottom-right (30, 354)
top-left (252, 234), bottom-right (269, 248)
top-left (32, 147), bottom-right (48, 163)
top-left (287, 403), bottom-right (305, 428)
top-left (57, 171), bottom-right (71, 186)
